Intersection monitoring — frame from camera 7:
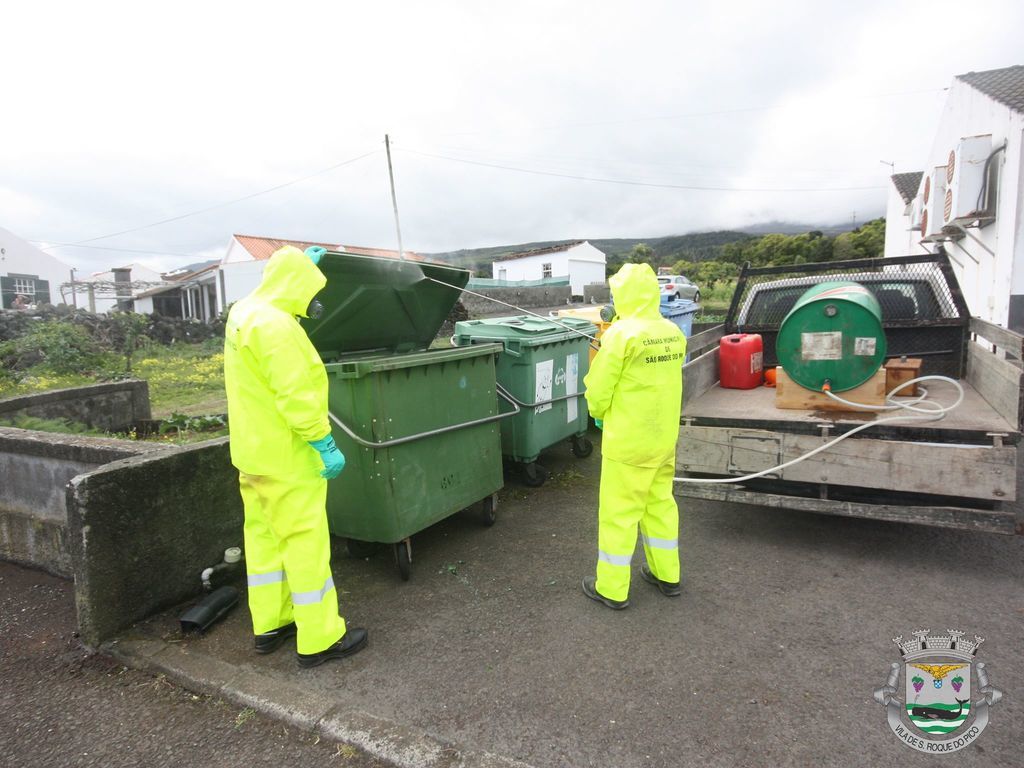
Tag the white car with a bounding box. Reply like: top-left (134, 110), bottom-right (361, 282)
top-left (658, 275), bottom-right (700, 302)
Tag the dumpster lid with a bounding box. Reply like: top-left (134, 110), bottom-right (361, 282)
top-left (453, 315), bottom-right (597, 347)
top-left (301, 251), bottom-right (470, 355)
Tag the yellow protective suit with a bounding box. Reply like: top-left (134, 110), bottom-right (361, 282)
top-left (583, 263), bottom-right (687, 602)
top-left (224, 245), bottom-right (346, 655)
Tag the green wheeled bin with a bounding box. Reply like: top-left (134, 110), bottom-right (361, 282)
top-left (452, 315), bottom-right (598, 487)
top-left (300, 250), bottom-right (508, 580)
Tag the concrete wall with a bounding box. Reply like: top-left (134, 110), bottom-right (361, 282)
top-left (0, 427), bottom-right (158, 577)
top-left (583, 283), bottom-right (611, 303)
top-left (460, 285), bottom-right (573, 316)
top-left (67, 437), bottom-right (244, 647)
top-left (0, 380), bottom-right (152, 432)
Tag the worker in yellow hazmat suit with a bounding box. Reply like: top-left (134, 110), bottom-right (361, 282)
top-left (224, 244), bottom-right (367, 667)
top-left (582, 262), bottom-right (687, 608)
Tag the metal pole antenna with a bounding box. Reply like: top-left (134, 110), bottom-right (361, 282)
top-left (384, 134), bottom-right (405, 260)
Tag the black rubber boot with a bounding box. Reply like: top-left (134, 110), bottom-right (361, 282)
top-left (581, 577), bottom-right (629, 610)
top-left (640, 564), bottom-right (681, 597)
top-left (297, 628), bottom-right (369, 668)
top-left (254, 621), bottom-right (297, 654)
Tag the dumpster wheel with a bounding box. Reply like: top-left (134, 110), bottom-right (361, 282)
top-left (478, 493), bottom-right (498, 527)
top-left (571, 435), bottom-right (593, 459)
top-left (523, 462), bottom-right (548, 487)
top-left (394, 539), bottom-right (412, 581)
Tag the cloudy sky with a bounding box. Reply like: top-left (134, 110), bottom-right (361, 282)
top-left (4, 0), bottom-right (1022, 273)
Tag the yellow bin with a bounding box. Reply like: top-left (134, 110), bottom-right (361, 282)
top-left (553, 305), bottom-right (611, 363)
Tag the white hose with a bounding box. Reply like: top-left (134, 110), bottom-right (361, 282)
top-left (674, 375), bottom-right (964, 484)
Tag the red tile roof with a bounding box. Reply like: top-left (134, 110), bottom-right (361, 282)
top-left (233, 234), bottom-right (424, 262)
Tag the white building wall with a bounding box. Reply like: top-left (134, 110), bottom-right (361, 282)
top-left (887, 80), bottom-right (1024, 326)
top-left (223, 238), bottom-right (257, 264)
top-left (567, 259), bottom-right (606, 294)
top-left (492, 252), bottom-right (570, 282)
top-left (0, 227), bottom-right (74, 306)
top-left (221, 260), bottom-right (267, 306)
top-left (884, 187), bottom-right (920, 258)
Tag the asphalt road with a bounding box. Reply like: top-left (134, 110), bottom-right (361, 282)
top-left (0, 562), bottom-right (383, 768)
top-left (127, 431), bottom-right (1024, 767)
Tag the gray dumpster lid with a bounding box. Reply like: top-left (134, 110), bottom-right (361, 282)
top-left (301, 250), bottom-right (470, 355)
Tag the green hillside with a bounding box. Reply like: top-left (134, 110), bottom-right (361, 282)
top-left (425, 230), bottom-right (755, 275)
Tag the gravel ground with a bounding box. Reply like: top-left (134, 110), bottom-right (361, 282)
top-left (0, 562), bottom-right (383, 768)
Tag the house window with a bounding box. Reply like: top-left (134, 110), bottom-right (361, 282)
top-left (12, 278), bottom-right (35, 298)
top-left (542, 263), bottom-right (552, 279)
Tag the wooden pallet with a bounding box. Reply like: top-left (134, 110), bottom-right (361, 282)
top-left (774, 366), bottom-right (886, 411)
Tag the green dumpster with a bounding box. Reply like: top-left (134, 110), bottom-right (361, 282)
top-left (452, 315), bottom-right (597, 487)
top-left (301, 251), bottom-right (507, 580)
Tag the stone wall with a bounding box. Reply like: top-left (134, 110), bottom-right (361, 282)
top-left (67, 437), bottom-right (244, 646)
top-left (460, 285), bottom-right (573, 317)
top-left (0, 427), bottom-right (159, 577)
top-left (0, 380), bottom-right (152, 432)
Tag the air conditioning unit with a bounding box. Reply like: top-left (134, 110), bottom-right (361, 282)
top-left (944, 134), bottom-right (991, 224)
top-left (908, 196), bottom-right (923, 230)
top-left (921, 166), bottom-right (947, 238)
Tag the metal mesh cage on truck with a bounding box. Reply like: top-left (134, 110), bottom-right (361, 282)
top-left (724, 251), bottom-right (970, 379)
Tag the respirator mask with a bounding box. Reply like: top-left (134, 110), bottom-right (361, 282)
top-left (307, 299), bottom-right (324, 319)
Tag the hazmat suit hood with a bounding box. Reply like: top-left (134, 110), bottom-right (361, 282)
top-left (252, 245), bottom-right (327, 317)
top-left (609, 263), bottom-right (662, 321)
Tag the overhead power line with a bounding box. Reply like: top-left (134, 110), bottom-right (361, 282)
top-left (29, 241), bottom-right (201, 259)
top-left (400, 148), bottom-right (886, 193)
top-left (44, 148), bottom-right (382, 250)
top-left (425, 86), bottom-right (948, 137)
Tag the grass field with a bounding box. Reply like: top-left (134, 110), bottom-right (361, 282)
top-left (0, 338), bottom-right (227, 419)
top-left (0, 339), bottom-right (227, 442)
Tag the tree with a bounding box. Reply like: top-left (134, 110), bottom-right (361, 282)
top-left (833, 218), bottom-right (885, 261)
top-left (628, 243), bottom-right (654, 264)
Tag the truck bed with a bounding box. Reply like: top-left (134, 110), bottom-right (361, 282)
top-left (683, 378), bottom-right (1018, 443)
top-left (676, 318), bottom-right (1024, 534)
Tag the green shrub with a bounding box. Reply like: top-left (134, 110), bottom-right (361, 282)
top-left (0, 320), bottom-right (104, 374)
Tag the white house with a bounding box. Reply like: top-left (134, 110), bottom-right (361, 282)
top-left (884, 64), bottom-right (1024, 330)
top-left (491, 240), bottom-right (606, 295)
top-left (0, 227), bottom-right (74, 309)
top-left (220, 234), bottom-right (424, 309)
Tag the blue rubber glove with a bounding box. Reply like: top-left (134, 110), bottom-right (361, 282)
top-left (308, 434), bottom-right (345, 479)
top-left (305, 246), bottom-right (327, 265)
top-left (594, 418), bottom-right (603, 430)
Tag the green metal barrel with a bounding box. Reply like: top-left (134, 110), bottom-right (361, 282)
top-left (775, 281), bottom-right (887, 392)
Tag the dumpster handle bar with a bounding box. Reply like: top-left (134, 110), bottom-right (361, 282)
top-left (496, 386), bottom-right (586, 410)
top-left (328, 389), bottom-right (520, 449)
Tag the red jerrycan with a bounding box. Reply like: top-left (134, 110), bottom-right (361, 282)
top-left (719, 333), bottom-right (764, 389)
